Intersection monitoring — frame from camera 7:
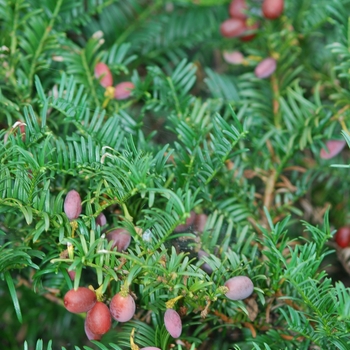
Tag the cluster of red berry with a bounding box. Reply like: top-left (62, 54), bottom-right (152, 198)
top-left (94, 62), bottom-right (134, 100)
top-left (220, 0), bottom-right (284, 79)
top-left (220, 0), bottom-right (284, 40)
top-left (63, 287), bottom-right (135, 341)
top-left (62, 191), bottom-right (255, 344)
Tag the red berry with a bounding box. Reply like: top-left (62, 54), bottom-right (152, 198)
top-left (67, 269), bottom-right (76, 281)
top-left (114, 82), bottom-right (134, 100)
top-left (262, 0), bottom-right (284, 20)
top-left (141, 348), bottom-right (161, 350)
top-left (107, 229), bottom-right (131, 252)
top-left (320, 140), bottom-right (346, 159)
top-left (223, 51), bottom-right (244, 65)
top-left (64, 190), bottom-right (82, 220)
top-left (220, 18), bottom-right (247, 38)
top-left (198, 250), bottom-right (213, 275)
top-left (109, 292), bottom-right (135, 322)
top-left (96, 212), bottom-right (107, 226)
top-left (164, 309), bottom-right (182, 338)
top-left (229, 0), bottom-right (248, 20)
top-left (84, 318), bottom-right (102, 341)
top-left (224, 276), bottom-right (254, 300)
top-left (86, 302), bottom-right (111, 335)
top-left (335, 226), bottom-right (350, 248)
top-left (64, 287), bottom-right (96, 313)
top-left (254, 57), bottom-right (277, 79)
top-left (94, 62), bottom-right (113, 88)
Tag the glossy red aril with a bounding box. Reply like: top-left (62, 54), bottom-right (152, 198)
top-left (86, 302), bottom-right (111, 335)
top-left (335, 226), bottom-right (350, 248)
top-left (94, 62), bottom-right (113, 88)
top-left (64, 190), bottom-right (82, 220)
top-left (198, 250), bottom-right (213, 275)
top-left (140, 348), bottom-right (161, 350)
top-left (107, 228), bottom-right (131, 252)
top-left (220, 18), bottom-right (247, 38)
top-left (67, 269), bottom-right (76, 281)
top-left (262, 0), bottom-right (284, 20)
top-left (96, 212), bottom-right (107, 226)
top-left (114, 82), bottom-right (135, 100)
top-left (224, 276), bottom-right (254, 300)
top-left (223, 51), bottom-right (244, 65)
top-left (164, 309), bottom-right (182, 338)
top-left (110, 292), bottom-right (135, 322)
top-left (320, 140), bottom-right (346, 159)
top-left (229, 0), bottom-right (248, 20)
top-left (64, 287), bottom-right (96, 313)
top-left (254, 57), bottom-right (277, 79)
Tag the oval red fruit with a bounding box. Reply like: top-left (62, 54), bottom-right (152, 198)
top-left (96, 212), bottom-right (107, 227)
top-left (262, 0), bottom-right (284, 20)
top-left (67, 269), bottom-right (76, 281)
top-left (198, 250), bottom-right (213, 275)
top-left (229, 0), bottom-right (248, 20)
top-left (223, 51), bottom-right (244, 65)
top-left (94, 62), bottom-right (113, 88)
top-left (141, 348), bottom-right (161, 350)
top-left (114, 82), bottom-right (135, 100)
top-left (86, 301), bottom-right (111, 335)
top-left (335, 226), bottom-right (350, 248)
top-left (320, 140), bottom-right (346, 159)
top-left (164, 309), bottom-right (182, 338)
top-left (254, 57), bottom-right (277, 79)
top-left (84, 318), bottom-right (102, 341)
top-left (220, 18), bottom-right (247, 38)
top-left (109, 292), bottom-right (135, 322)
top-left (224, 276), bottom-right (254, 300)
top-left (107, 229), bottom-right (131, 252)
top-left (64, 190), bottom-right (82, 220)
top-left (64, 287), bottom-right (96, 313)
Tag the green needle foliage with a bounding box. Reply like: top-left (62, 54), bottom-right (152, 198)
top-left (0, 0), bottom-right (350, 349)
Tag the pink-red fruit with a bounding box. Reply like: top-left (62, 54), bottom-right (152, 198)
top-left (229, 0), bottom-right (248, 20)
top-left (109, 292), bottom-right (135, 322)
top-left (64, 287), bottom-right (96, 313)
top-left (320, 140), bottom-right (346, 159)
top-left (64, 190), bottom-right (82, 220)
top-left (114, 82), bottom-right (135, 100)
top-left (220, 18), bottom-right (247, 38)
top-left (86, 302), bottom-right (111, 335)
top-left (96, 212), bottom-right (107, 226)
top-left (223, 51), bottom-right (244, 65)
top-left (198, 250), bottom-right (213, 275)
top-left (224, 276), bottom-right (254, 300)
top-left (84, 318), bottom-right (102, 341)
top-left (94, 62), bottom-right (113, 88)
top-left (254, 57), bottom-right (277, 79)
top-left (107, 229), bottom-right (131, 251)
top-left (164, 309), bottom-right (182, 338)
top-left (335, 226), bottom-right (350, 248)
top-left (262, 0), bottom-right (284, 20)
top-left (140, 348), bottom-right (161, 350)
